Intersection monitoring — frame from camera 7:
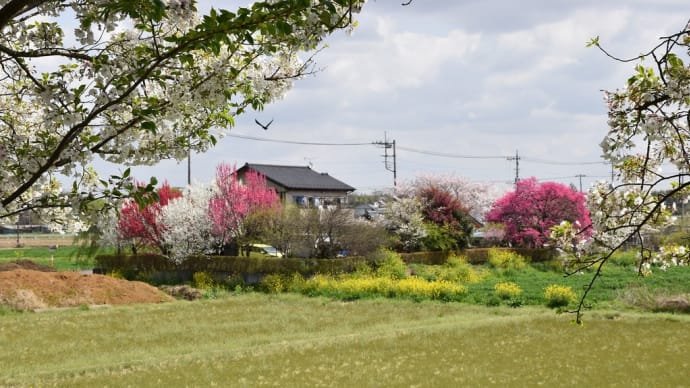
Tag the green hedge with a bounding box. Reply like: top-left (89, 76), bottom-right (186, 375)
top-left (398, 251), bottom-right (449, 265)
top-left (95, 248), bottom-right (558, 277)
top-left (400, 248), bottom-right (558, 265)
top-left (95, 254), bottom-right (370, 276)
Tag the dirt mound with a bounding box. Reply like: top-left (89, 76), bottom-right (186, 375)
top-left (655, 295), bottom-right (690, 313)
top-left (159, 285), bottom-right (204, 300)
top-left (0, 259), bottom-right (56, 272)
top-left (0, 269), bottom-right (173, 311)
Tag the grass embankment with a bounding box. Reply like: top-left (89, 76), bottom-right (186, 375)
top-left (1, 294), bottom-right (689, 386)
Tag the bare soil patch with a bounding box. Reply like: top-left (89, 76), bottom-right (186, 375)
top-left (0, 266), bottom-right (173, 311)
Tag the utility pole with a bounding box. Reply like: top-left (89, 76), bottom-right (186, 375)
top-left (507, 150), bottom-right (520, 185)
top-left (373, 132), bottom-right (397, 187)
top-left (187, 135), bottom-right (191, 186)
top-left (575, 174), bottom-right (586, 192)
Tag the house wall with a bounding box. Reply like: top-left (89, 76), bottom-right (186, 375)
top-left (284, 190), bottom-right (349, 208)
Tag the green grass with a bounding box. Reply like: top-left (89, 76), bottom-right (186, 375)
top-left (465, 261), bottom-right (690, 308)
top-left (1, 294), bottom-right (689, 386)
top-left (270, 254), bottom-right (690, 309)
top-left (0, 245), bottom-right (100, 270)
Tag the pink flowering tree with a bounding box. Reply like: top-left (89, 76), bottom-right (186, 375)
top-left (116, 181), bottom-right (181, 254)
top-left (209, 164), bottom-right (280, 253)
top-left (486, 177), bottom-right (591, 248)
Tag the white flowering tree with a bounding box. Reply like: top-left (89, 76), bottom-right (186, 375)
top-left (383, 196), bottom-right (427, 252)
top-left (159, 183), bottom-right (218, 263)
top-left (0, 0), bottom-right (365, 230)
top-left (559, 21), bottom-right (690, 321)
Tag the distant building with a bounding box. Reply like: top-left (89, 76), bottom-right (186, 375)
top-left (236, 163), bottom-right (355, 208)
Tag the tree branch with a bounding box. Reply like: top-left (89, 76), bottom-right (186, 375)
top-left (0, 0), bottom-right (48, 31)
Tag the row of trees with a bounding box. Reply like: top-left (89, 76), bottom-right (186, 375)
top-left (383, 175), bottom-right (590, 251)
top-left (107, 163), bottom-right (278, 261)
top-left (105, 168), bottom-right (592, 261)
top-left (104, 163), bottom-right (389, 261)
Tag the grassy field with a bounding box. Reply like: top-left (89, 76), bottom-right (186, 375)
top-left (1, 294), bottom-right (690, 386)
top-left (464, 262), bottom-right (690, 308)
top-left (0, 245), bottom-right (96, 271)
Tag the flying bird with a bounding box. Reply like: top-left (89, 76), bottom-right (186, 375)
top-left (254, 118), bottom-right (273, 130)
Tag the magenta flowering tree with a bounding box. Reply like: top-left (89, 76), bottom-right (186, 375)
top-left (209, 163), bottom-right (280, 248)
top-left (486, 177), bottom-right (591, 248)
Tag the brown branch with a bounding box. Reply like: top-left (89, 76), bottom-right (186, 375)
top-left (594, 20), bottom-right (690, 63)
top-left (0, 0), bottom-right (48, 31)
top-left (0, 44), bottom-right (93, 62)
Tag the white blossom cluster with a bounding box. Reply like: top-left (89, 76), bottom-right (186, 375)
top-left (0, 0), bottom-right (365, 228)
top-left (382, 196), bottom-right (427, 252)
top-left (561, 24), bottom-right (690, 272)
top-left (159, 184), bottom-right (220, 263)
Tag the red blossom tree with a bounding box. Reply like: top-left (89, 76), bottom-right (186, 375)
top-left (117, 181), bottom-right (182, 253)
top-left (486, 177), bottom-right (591, 248)
top-left (419, 185), bottom-right (470, 226)
top-left (209, 163), bottom-right (280, 248)
top-left (417, 184), bottom-right (475, 250)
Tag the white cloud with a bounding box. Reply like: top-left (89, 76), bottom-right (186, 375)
top-left (326, 17), bottom-right (481, 93)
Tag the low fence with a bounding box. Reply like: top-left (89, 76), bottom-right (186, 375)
top-left (0, 234), bottom-right (76, 249)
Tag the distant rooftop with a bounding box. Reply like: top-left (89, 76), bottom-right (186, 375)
top-left (239, 163), bottom-right (355, 192)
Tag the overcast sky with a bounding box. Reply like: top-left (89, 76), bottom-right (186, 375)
top-left (103, 1), bottom-right (690, 193)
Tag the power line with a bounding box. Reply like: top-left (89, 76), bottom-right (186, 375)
top-left (396, 145), bottom-right (506, 159)
top-left (537, 175), bottom-right (610, 181)
top-left (227, 133), bottom-right (372, 146)
top-left (522, 157), bottom-right (606, 166)
top-left (228, 133), bottom-right (608, 168)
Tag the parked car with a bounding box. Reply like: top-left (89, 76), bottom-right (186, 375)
top-left (250, 243), bottom-right (284, 258)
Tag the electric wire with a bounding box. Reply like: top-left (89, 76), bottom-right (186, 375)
top-left (228, 133), bottom-right (608, 165)
top-left (227, 133), bottom-right (371, 146)
top-left (396, 145), bottom-right (506, 159)
top-left (522, 157), bottom-right (606, 166)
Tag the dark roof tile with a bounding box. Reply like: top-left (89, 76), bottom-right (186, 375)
top-left (239, 163), bottom-right (355, 192)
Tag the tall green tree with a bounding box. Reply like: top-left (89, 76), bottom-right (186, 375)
top-left (0, 0), bottom-right (365, 230)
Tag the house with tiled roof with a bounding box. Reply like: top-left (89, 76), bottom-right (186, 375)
top-left (236, 163), bottom-right (355, 208)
